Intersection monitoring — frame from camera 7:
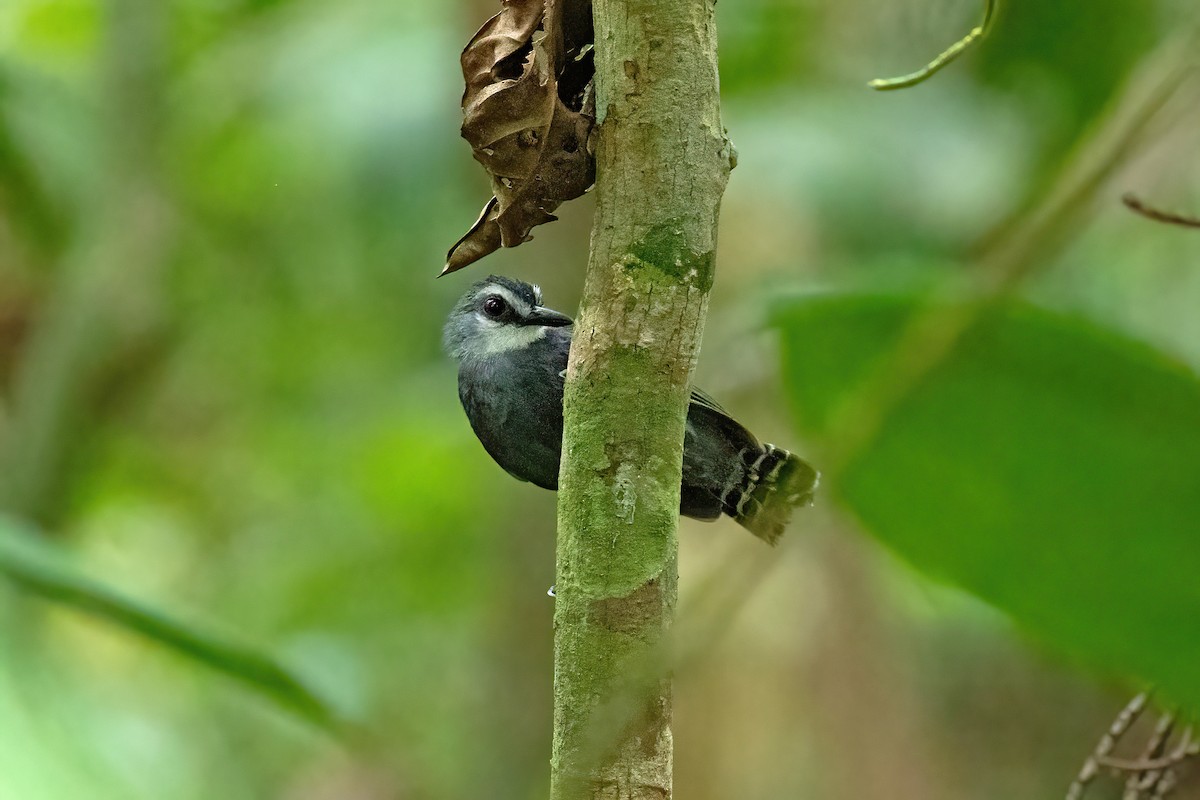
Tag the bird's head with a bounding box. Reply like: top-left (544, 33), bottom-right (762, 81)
top-left (443, 276), bottom-right (573, 361)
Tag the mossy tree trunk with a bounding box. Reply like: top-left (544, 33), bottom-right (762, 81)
top-left (551, 0), bottom-right (732, 797)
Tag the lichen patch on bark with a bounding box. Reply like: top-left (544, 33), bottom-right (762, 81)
top-left (612, 462), bottom-right (638, 524)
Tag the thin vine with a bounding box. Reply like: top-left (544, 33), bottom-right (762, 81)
top-left (869, 0), bottom-right (997, 91)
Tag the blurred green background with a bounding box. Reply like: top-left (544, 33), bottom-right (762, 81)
top-left (2, 1), bottom-right (1199, 798)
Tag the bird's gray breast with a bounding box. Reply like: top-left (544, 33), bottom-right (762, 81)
top-left (457, 332), bottom-right (569, 490)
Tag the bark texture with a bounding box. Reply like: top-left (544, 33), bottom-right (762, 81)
top-left (551, 1), bottom-right (732, 797)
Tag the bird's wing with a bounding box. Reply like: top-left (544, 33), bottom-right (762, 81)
top-left (689, 387), bottom-right (728, 414)
top-left (687, 387), bottom-right (760, 450)
top-left (501, 467), bottom-right (530, 483)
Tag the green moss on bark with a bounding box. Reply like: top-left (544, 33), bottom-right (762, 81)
top-left (558, 344), bottom-right (684, 596)
top-left (626, 222), bottom-right (716, 290)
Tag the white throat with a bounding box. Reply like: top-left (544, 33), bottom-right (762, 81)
top-left (478, 321), bottom-right (549, 355)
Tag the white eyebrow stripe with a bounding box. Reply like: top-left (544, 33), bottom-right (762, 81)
top-left (479, 284), bottom-right (529, 313)
top-left (531, 284), bottom-right (543, 305)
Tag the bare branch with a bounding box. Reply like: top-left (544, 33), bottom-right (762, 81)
top-left (1122, 193), bottom-right (1200, 229)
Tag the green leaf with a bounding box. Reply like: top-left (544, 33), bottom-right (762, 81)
top-left (774, 292), bottom-right (1200, 708)
top-left (0, 515), bottom-right (339, 729)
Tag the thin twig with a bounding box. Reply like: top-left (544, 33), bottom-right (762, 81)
top-left (1067, 691), bottom-right (1150, 800)
top-left (1099, 729), bottom-right (1195, 772)
top-left (1123, 711), bottom-right (1175, 800)
top-left (1151, 769), bottom-right (1179, 800)
top-left (1070, 697), bottom-right (1199, 800)
top-left (1122, 193), bottom-right (1200, 229)
top-left (1150, 737), bottom-right (1193, 800)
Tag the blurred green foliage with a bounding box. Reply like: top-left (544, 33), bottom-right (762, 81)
top-left (1, 0), bottom-right (1198, 798)
top-left (0, 514), bottom-right (337, 727)
top-left (775, 293), bottom-right (1200, 708)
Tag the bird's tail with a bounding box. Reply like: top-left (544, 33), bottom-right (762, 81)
top-left (723, 444), bottom-right (819, 545)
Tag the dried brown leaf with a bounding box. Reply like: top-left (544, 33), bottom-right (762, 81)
top-left (444, 197), bottom-right (503, 277)
top-left (444, 0), bottom-right (595, 276)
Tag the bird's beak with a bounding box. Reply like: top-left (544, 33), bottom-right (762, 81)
top-left (527, 307), bottom-right (573, 327)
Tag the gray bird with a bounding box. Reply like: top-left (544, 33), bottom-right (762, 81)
top-left (444, 276), bottom-right (818, 543)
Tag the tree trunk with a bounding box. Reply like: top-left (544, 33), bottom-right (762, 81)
top-left (551, 0), bottom-right (732, 797)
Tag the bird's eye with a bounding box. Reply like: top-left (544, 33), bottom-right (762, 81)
top-left (482, 296), bottom-right (507, 318)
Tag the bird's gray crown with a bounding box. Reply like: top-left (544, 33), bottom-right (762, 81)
top-left (443, 276), bottom-right (570, 361)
